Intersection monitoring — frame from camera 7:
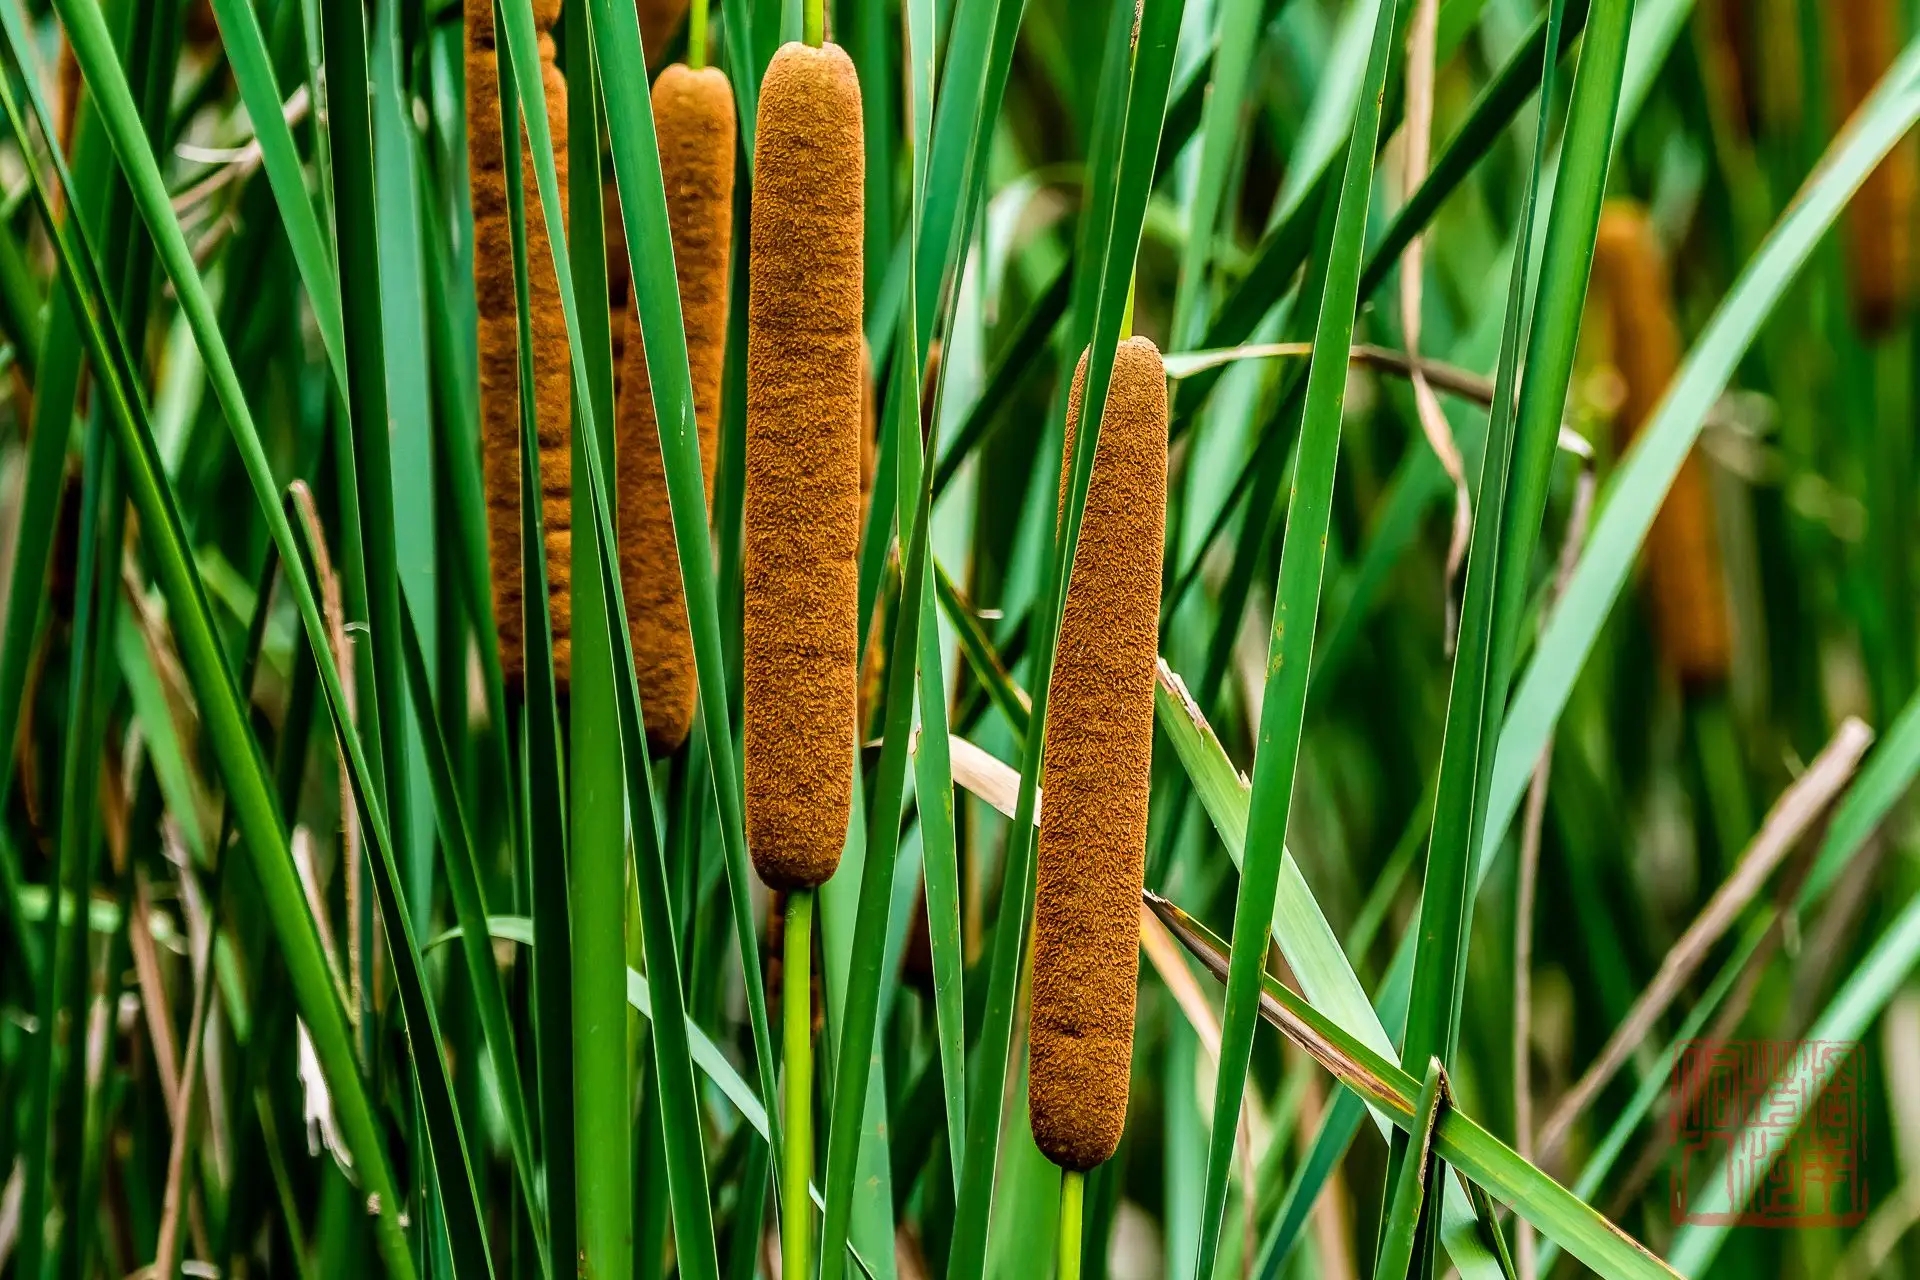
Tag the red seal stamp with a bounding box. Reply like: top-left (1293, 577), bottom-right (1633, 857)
top-left (1669, 1038), bottom-right (1868, 1227)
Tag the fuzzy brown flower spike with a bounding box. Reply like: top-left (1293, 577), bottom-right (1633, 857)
top-left (466, 0), bottom-right (573, 693)
top-left (743, 42), bottom-right (865, 890)
top-left (1593, 204), bottom-right (1730, 686)
top-left (617, 64), bottom-right (736, 755)
top-left (1831, 0), bottom-right (1915, 336)
top-left (1028, 337), bottom-right (1168, 1171)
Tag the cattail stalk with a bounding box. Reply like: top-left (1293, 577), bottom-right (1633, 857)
top-left (1058, 1167), bottom-right (1086, 1280)
top-left (1831, 0), bottom-right (1915, 336)
top-left (617, 61), bottom-right (735, 755)
top-left (1592, 203), bottom-right (1730, 686)
top-left (467, 0), bottom-right (571, 694)
top-left (686, 0), bottom-right (708, 69)
top-left (1028, 337), bottom-right (1168, 1171)
top-left (780, 887), bottom-right (814, 1280)
top-left (747, 8), bottom-right (861, 1274)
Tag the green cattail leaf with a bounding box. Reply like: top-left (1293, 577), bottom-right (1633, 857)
top-left (1374, 1060), bottom-right (1450, 1280)
top-left (397, 601), bottom-right (541, 1242)
top-left (1191, 0), bottom-right (1407, 1271)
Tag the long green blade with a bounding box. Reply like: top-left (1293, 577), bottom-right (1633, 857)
top-left (1192, 0), bottom-right (1405, 1272)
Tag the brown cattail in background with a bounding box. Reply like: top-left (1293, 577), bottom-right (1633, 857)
top-left (607, 181), bottom-right (630, 402)
top-left (185, 0), bottom-right (219, 50)
top-left (1698, 0), bottom-right (1755, 146)
top-left (616, 64), bottom-right (736, 756)
top-left (1592, 204), bottom-right (1731, 686)
top-left (854, 335), bottom-right (942, 509)
top-left (56, 37), bottom-right (81, 156)
top-left (1830, 0), bottom-right (1915, 336)
top-left (1028, 337), bottom-right (1168, 1171)
top-left (640, 0), bottom-right (692, 66)
top-left (859, 336), bottom-right (878, 504)
top-left (466, 0), bottom-right (573, 694)
top-left (743, 42), bottom-right (864, 890)
top-left (919, 337), bottom-right (942, 442)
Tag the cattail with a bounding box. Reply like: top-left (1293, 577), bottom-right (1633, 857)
top-left (1831, 0), bottom-right (1915, 336)
top-left (607, 181), bottom-right (630, 403)
top-left (1028, 337), bottom-right (1168, 1172)
top-left (1592, 204), bottom-right (1730, 686)
top-left (854, 335), bottom-right (940, 508)
top-left (854, 336), bottom-right (883, 739)
top-left (743, 42), bottom-right (864, 890)
top-left (640, 0), bottom-right (691, 66)
top-left (1699, 0), bottom-right (1754, 145)
top-left (920, 336), bottom-right (942, 442)
top-left (56, 37), bottom-right (81, 156)
top-left (616, 63), bottom-right (736, 756)
top-left (859, 336), bottom-right (877, 503)
top-left (185, 0), bottom-right (219, 51)
top-left (467, 0), bottom-right (572, 694)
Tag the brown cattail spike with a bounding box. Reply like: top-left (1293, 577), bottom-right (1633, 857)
top-left (1592, 204), bottom-right (1730, 686)
top-left (467, 0), bottom-right (573, 693)
top-left (1028, 337), bottom-right (1168, 1172)
top-left (743, 42), bottom-right (865, 890)
top-left (617, 64), bottom-right (736, 756)
top-left (1831, 0), bottom-right (1915, 336)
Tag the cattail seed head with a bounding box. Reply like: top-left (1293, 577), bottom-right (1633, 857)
top-left (617, 63), bottom-right (736, 756)
top-left (1592, 204), bottom-right (1730, 686)
top-left (1028, 337), bottom-right (1168, 1172)
top-left (1830, 0), bottom-right (1915, 336)
top-left (467, 0), bottom-right (573, 693)
top-left (743, 42), bottom-right (865, 890)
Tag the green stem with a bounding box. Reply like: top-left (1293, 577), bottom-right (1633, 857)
top-left (803, 0), bottom-right (823, 47)
top-left (689, 0), bottom-right (708, 68)
top-left (1058, 1169), bottom-right (1084, 1280)
top-left (783, 888), bottom-right (816, 1280)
